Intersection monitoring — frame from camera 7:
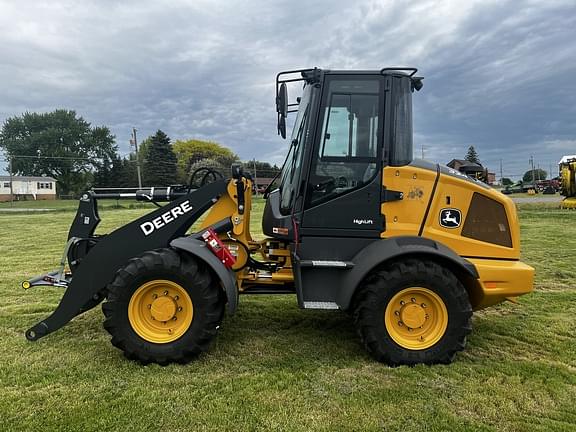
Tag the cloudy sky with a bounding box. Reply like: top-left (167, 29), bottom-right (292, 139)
top-left (0, 0), bottom-right (575, 179)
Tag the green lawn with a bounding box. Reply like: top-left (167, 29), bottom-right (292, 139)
top-left (0, 198), bottom-right (157, 213)
top-left (0, 200), bottom-right (575, 431)
top-left (0, 198), bottom-right (78, 209)
top-left (503, 192), bottom-right (561, 198)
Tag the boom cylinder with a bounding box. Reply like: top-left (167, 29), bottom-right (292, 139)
top-left (91, 187), bottom-right (191, 202)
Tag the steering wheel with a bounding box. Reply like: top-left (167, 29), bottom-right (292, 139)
top-left (337, 176), bottom-right (348, 188)
top-left (312, 175), bottom-right (336, 194)
top-left (188, 167), bottom-right (224, 190)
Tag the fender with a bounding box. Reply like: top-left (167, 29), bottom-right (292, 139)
top-left (336, 236), bottom-right (478, 310)
top-left (170, 237), bottom-right (238, 314)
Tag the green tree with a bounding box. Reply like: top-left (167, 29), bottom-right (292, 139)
top-left (464, 146), bottom-right (481, 165)
top-left (121, 154), bottom-right (140, 187)
top-left (522, 168), bottom-right (547, 183)
top-left (501, 177), bottom-right (513, 186)
top-left (0, 110), bottom-right (116, 195)
top-left (142, 130), bottom-right (177, 186)
top-left (137, 137), bottom-right (151, 164)
top-left (93, 156), bottom-right (113, 188)
top-left (94, 154), bottom-right (136, 188)
top-left (173, 139), bottom-right (239, 182)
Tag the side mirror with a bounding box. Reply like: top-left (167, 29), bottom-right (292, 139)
top-left (276, 83), bottom-right (288, 117)
top-left (276, 83), bottom-right (288, 139)
top-left (231, 163), bottom-right (243, 179)
top-left (411, 77), bottom-right (424, 92)
top-left (278, 115), bottom-right (286, 139)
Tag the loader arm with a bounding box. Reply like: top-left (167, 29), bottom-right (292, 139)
top-left (25, 180), bottom-right (230, 341)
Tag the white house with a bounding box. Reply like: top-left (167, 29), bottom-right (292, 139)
top-left (0, 176), bottom-right (57, 202)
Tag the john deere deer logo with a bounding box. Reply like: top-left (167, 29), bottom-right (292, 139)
top-left (439, 208), bottom-right (461, 228)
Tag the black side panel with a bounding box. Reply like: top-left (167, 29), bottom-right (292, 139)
top-left (297, 236), bottom-right (377, 260)
top-left (262, 189), bottom-right (294, 240)
top-left (335, 236), bottom-right (478, 310)
top-left (25, 180), bottom-right (228, 341)
top-left (293, 236), bottom-right (377, 306)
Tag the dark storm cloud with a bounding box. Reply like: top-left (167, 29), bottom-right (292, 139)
top-left (0, 0), bottom-right (574, 179)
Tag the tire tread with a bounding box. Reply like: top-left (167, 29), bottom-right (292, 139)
top-left (102, 248), bottom-right (224, 365)
top-left (352, 258), bottom-right (472, 366)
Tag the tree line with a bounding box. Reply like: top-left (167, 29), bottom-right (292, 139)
top-left (0, 110), bottom-right (280, 196)
top-left (465, 145), bottom-right (548, 185)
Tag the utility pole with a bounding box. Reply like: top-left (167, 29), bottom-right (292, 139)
top-left (9, 155), bottom-right (13, 207)
top-left (499, 159), bottom-right (503, 186)
top-left (131, 128), bottom-right (143, 189)
top-left (530, 156), bottom-right (535, 188)
top-left (421, 144), bottom-right (425, 159)
top-left (253, 159), bottom-right (258, 197)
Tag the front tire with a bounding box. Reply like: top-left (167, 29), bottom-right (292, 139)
top-left (352, 259), bottom-right (472, 366)
top-left (102, 249), bottom-right (225, 365)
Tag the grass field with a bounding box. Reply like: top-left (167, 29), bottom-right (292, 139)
top-left (0, 198), bottom-right (157, 213)
top-left (0, 200), bottom-right (575, 431)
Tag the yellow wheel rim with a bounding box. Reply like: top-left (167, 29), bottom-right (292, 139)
top-left (128, 280), bottom-right (193, 343)
top-left (384, 287), bottom-right (448, 350)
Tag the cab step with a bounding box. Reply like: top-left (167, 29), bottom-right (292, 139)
top-left (298, 260), bottom-right (354, 269)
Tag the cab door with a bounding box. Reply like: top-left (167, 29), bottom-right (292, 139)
top-left (301, 75), bottom-right (385, 238)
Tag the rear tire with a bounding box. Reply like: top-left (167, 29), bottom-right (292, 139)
top-left (352, 259), bottom-right (472, 366)
top-left (102, 248), bottom-right (225, 365)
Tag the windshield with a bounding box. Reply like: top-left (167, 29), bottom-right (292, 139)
top-left (279, 84), bottom-right (312, 213)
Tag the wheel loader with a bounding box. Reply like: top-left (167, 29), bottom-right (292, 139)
top-left (22, 67), bottom-right (534, 365)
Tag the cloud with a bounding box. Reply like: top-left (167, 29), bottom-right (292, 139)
top-left (0, 0), bottom-right (574, 180)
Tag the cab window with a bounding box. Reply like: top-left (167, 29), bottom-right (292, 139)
top-left (308, 79), bottom-right (380, 207)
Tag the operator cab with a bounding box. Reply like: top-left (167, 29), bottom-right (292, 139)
top-left (263, 67), bottom-right (423, 240)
